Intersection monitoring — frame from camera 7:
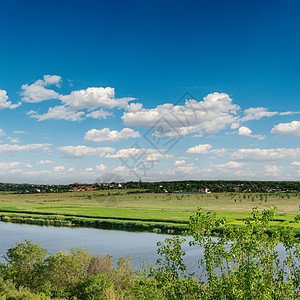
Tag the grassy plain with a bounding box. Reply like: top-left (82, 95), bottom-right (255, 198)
top-left (0, 190), bottom-right (299, 229)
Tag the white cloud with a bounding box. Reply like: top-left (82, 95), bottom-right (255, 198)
top-left (0, 90), bottom-right (21, 110)
top-left (264, 165), bottom-right (281, 173)
top-left (54, 166), bottom-right (65, 172)
top-left (242, 107), bottom-right (278, 121)
top-left (237, 126), bottom-right (265, 139)
top-left (29, 106), bottom-right (85, 121)
top-left (21, 76), bottom-right (137, 122)
top-left (84, 128), bottom-right (140, 143)
top-left (86, 109), bottom-right (113, 119)
top-left (113, 165), bottom-right (125, 172)
top-left (231, 122), bottom-right (240, 129)
top-left (125, 102), bottom-right (143, 112)
top-left (37, 160), bottom-right (54, 165)
top-left (186, 144), bottom-right (213, 154)
top-left (43, 75), bottom-right (61, 87)
top-left (237, 126), bottom-right (252, 136)
top-left (106, 148), bottom-right (172, 166)
top-left (0, 143), bottom-right (51, 155)
top-left (0, 161), bottom-right (23, 170)
top-left (60, 87), bottom-right (135, 110)
top-left (271, 121), bottom-right (300, 137)
top-left (144, 152), bottom-right (173, 163)
top-left (6, 137), bottom-right (20, 144)
top-left (174, 160), bottom-right (185, 166)
top-left (214, 161), bottom-right (245, 169)
top-left (279, 111), bottom-right (300, 116)
top-left (96, 164), bottom-right (107, 171)
top-left (230, 148), bottom-right (300, 161)
top-left (85, 168), bottom-right (93, 172)
top-left (106, 148), bottom-right (145, 159)
top-left (21, 75), bottom-right (61, 103)
top-left (68, 167), bottom-right (75, 172)
top-left (122, 92), bottom-right (240, 136)
top-left (210, 148), bottom-right (229, 156)
top-left (291, 161), bottom-right (300, 168)
top-left (58, 145), bottom-right (115, 158)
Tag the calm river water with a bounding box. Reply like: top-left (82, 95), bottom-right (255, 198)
top-left (0, 222), bottom-right (288, 277)
top-left (0, 222), bottom-right (201, 276)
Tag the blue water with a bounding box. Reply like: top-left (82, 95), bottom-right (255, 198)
top-left (0, 222), bottom-right (289, 278)
top-left (0, 222), bottom-right (200, 275)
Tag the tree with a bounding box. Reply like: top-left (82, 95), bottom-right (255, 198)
top-left (3, 239), bottom-right (47, 289)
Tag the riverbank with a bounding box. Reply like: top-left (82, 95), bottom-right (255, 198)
top-left (1, 210), bottom-right (299, 238)
top-left (0, 210), bottom-right (189, 234)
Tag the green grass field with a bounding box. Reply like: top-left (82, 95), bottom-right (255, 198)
top-left (0, 190), bottom-right (299, 229)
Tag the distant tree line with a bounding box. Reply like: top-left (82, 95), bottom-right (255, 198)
top-left (0, 180), bottom-right (299, 194)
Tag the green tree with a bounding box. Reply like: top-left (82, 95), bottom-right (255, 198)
top-left (3, 239), bottom-right (47, 289)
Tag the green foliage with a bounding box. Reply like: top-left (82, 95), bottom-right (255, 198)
top-left (3, 239), bottom-right (47, 289)
top-left (74, 273), bottom-right (114, 300)
top-left (1, 206), bottom-right (299, 299)
top-left (41, 247), bottom-right (91, 298)
top-left (152, 206), bottom-right (300, 299)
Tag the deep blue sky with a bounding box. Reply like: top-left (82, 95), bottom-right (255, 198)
top-left (0, 0), bottom-right (299, 183)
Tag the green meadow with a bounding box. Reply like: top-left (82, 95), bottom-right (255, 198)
top-left (0, 190), bottom-right (299, 233)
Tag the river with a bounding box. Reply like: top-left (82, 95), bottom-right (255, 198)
top-left (0, 221), bottom-right (289, 278)
top-left (0, 221), bottom-right (201, 276)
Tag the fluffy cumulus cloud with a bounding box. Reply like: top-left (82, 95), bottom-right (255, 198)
top-left (186, 144), bottom-right (228, 156)
top-left (271, 121), bottom-right (300, 137)
top-left (0, 144), bottom-right (51, 155)
top-left (230, 148), bottom-right (300, 161)
top-left (106, 148), bottom-right (172, 164)
top-left (54, 166), bottom-right (65, 172)
top-left (237, 126), bottom-right (252, 136)
top-left (84, 128), bottom-right (140, 143)
top-left (57, 145), bottom-right (115, 158)
top-left (96, 164), bottom-right (107, 171)
top-left (0, 90), bottom-right (21, 110)
top-left (21, 75), bottom-right (137, 121)
top-left (28, 106), bottom-right (85, 121)
top-left (60, 87), bottom-right (135, 110)
top-left (186, 144), bottom-right (213, 154)
top-left (174, 160), bottom-right (186, 166)
top-left (21, 75), bottom-right (61, 103)
top-left (122, 92), bottom-right (240, 137)
top-left (86, 109), bottom-right (113, 119)
top-left (242, 107), bottom-right (278, 121)
top-left (237, 126), bottom-right (265, 139)
top-left (125, 102), bottom-right (143, 112)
